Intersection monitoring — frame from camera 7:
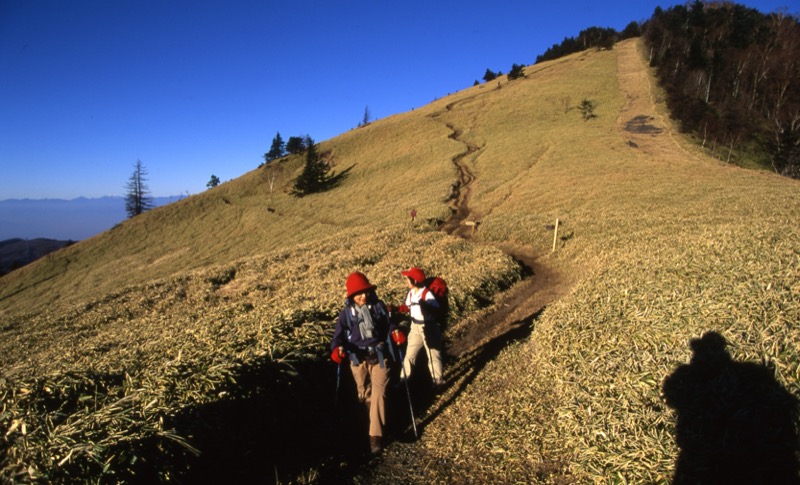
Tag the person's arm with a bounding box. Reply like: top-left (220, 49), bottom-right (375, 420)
top-left (331, 309), bottom-right (347, 351)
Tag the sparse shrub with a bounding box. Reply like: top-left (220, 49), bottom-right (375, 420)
top-left (206, 267), bottom-right (236, 288)
top-left (579, 98), bottom-right (597, 120)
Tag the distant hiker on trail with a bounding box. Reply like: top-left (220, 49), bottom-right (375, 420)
top-left (410, 208), bottom-right (417, 222)
top-left (394, 267), bottom-right (445, 388)
top-left (330, 271), bottom-right (405, 454)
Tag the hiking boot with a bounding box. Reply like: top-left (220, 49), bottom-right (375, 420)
top-left (369, 435), bottom-right (382, 454)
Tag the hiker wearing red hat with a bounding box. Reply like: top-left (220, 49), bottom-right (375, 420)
top-left (330, 271), bottom-right (403, 454)
top-left (397, 267), bottom-right (445, 387)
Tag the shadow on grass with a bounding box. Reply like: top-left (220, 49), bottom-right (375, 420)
top-left (663, 332), bottom-right (800, 484)
top-left (414, 307), bottom-right (541, 433)
top-left (327, 165), bottom-right (354, 189)
top-left (165, 305), bottom-right (542, 484)
top-left (168, 357), bottom-right (378, 484)
top-left (162, 258), bottom-right (536, 483)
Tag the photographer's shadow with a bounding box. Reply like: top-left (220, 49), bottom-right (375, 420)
top-left (663, 332), bottom-right (799, 484)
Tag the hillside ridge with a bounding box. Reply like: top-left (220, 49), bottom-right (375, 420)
top-left (359, 37), bottom-right (800, 483)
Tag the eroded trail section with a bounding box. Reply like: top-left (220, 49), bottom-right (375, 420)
top-left (427, 100), bottom-right (574, 357)
top-left (442, 123), bottom-right (478, 235)
top-left (429, 101), bottom-right (481, 238)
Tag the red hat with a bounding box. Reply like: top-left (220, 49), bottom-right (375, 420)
top-left (346, 272), bottom-right (376, 298)
top-left (401, 267), bottom-right (426, 284)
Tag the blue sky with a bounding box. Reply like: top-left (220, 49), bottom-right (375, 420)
top-left (1, 0), bottom-right (795, 200)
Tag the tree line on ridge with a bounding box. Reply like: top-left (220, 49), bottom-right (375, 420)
top-left (642, 1), bottom-right (799, 177)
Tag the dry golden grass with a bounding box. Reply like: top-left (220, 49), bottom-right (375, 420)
top-left (370, 40), bottom-right (800, 484)
top-left (1, 38), bottom-right (799, 483)
top-left (0, 226), bottom-right (521, 481)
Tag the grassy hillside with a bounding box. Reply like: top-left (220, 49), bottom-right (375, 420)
top-left (1, 38), bottom-right (799, 483)
top-left (367, 39), bottom-right (800, 483)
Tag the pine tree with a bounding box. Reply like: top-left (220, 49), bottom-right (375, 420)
top-left (359, 105), bottom-right (371, 127)
top-left (125, 160), bottom-right (153, 218)
top-left (264, 132), bottom-right (286, 163)
top-left (291, 136), bottom-right (333, 197)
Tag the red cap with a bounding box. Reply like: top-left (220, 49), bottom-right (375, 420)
top-left (401, 267), bottom-right (426, 284)
top-left (346, 272), bottom-right (376, 298)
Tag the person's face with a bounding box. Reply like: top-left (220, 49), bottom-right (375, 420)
top-left (406, 277), bottom-right (415, 289)
top-left (353, 292), bottom-right (367, 306)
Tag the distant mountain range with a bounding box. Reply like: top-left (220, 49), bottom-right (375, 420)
top-left (0, 196), bottom-right (184, 241)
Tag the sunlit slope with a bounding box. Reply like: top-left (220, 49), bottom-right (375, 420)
top-left (0, 103), bottom-right (460, 317)
top-left (388, 39), bottom-right (800, 483)
top-left (0, 42), bottom-right (653, 316)
top-left (430, 40), bottom-right (798, 250)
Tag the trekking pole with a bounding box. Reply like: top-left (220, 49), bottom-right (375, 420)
top-left (398, 347), bottom-right (418, 438)
top-left (334, 362), bottom-right (341, 406)
top-left (389, 308), bottom-right (418, 438)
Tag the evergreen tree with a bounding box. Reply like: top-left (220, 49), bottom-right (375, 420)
top-left (483, 68), bottom-right (498, 83)
top-left (621, 21), bottom-right (641, 40)
top-left (286, 136), bottom-right (306, 155)
top-left (508, 64), bottom-right (526, 80)
top-left (124, 160), bottom-right (153, 218)
top-left (207, 175), bottom-right (221, 189)
top-left (264, 132), bottom-right (286, 163)
top-left (359, 105), bottom-right (371, 127)
top-left (291, 136), bottom-right (333, 197)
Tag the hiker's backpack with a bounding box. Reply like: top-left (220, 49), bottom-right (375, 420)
top-left (421, 276), bottom-right (450, 327)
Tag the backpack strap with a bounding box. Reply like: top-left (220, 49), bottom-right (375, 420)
top-left (420, 287), bottom-right (430, 301)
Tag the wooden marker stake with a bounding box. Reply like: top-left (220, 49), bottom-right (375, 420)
top-left (552, 218), bottom-right (560, 252)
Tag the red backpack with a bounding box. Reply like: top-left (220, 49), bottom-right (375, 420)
top-left (421, 276), bottom-right (450, 326)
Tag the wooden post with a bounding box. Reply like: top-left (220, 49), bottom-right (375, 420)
top-left (465, 220), bottom-right (477, 236)
top-left (552, 218), bottom-right (560, 252)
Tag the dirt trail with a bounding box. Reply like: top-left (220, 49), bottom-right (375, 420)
top-left (424, 85), bottom-right (583, 358)
top-left (445, 39), bottom-right (677, 359)
top-left (440, 122), bottom-right (479, 237)
top-left (433, 105), bottom-right (572, 357)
